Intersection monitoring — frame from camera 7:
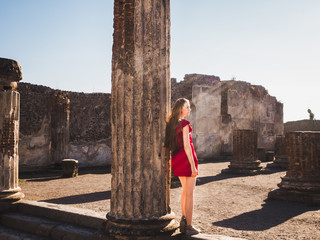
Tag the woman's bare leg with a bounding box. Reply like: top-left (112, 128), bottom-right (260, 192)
top-left (180, 176), bottom-right (196, 226)
top-left (179, 177), bottom-right (187, 217)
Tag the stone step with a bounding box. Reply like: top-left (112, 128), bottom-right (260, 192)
top-left (15, 200), bottom-right (106, 230)
top-left (0, 212), bottom-right (97, 240)
top-left (0, 224), bottom-right (49, 240)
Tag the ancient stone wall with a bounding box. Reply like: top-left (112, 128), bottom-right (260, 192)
top-left (284, 119), bottom-right (320, 133)
top-left (17, 83), bottom-right (111, 170)
top-left (171, 74), bottom-right (220, 147)
top-left (193, 80), bottom-right (283, 159)
top-left (18, 83), bottom-right (52, 170)
top-left (171, 74), bottom-right (220, 104)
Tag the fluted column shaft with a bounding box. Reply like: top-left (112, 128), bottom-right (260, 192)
top-left (233, 129), bottom-right (257, 161)
top-left (50, 91), bottom-right (70, 165)
top-left (280, 132), bottom-right (320, 191)
top-left (267, 135), bottom-right (288, 169)
top-left (222, 129), bottom-right (262, 175)
top-left (269, 131), bottom-right (320, 205)
top-left (0, 58), bottom-right (24, 201)
top-left (107, 0), bottom-right (176, 238)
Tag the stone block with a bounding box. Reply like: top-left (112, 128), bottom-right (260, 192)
top-left (257, 148), bottom-right (266, 162)
top-left (265, 151), bottom-right (274, 162)
top-left (62, 159), bottom-right (78, 178)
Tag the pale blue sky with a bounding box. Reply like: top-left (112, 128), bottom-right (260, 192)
top-left (1, 1), bottom-right (320, 122)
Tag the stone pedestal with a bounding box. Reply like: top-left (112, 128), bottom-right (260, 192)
top-left (106, 0), bottom-right (178, 239)
top-left (50, 91), bottom-right (70, 166)
top-left (62, 159), bottom-right (78, 178)
top-left (265, 151), bottom-right (275, 162)
top-left (267, 135), bottom-right (288, 169)
top-left (268, 131), bottom-right (320, 205)
top-left (0, 58), bottom-right (24, 201)
top-left (257, 148), bottom-right (266, 162)
top-left (222, 129), bottom-right (262, 175)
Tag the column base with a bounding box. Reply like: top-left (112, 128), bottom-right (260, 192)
top-left (106, 212), bottom-right (179, 239)
top-left (268, 188), bottom-right (320, 205)
top-left (221, 160), bottom-right (262, 175)
top-left (266, 156), bottom-right (288, 170)
top-left (0, 191), bottom-right (25, 202)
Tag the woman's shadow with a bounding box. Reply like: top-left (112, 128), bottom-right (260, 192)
top-left (213, 199), bottom-right (319, 231)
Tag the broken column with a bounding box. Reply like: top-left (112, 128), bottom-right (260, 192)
top-left (50, 91), bottom-right (70, 166)
top-left (267, 135), bottom-right (288, 169)
top-left (222, 129), bottom-right (262, 175)
top-left (106, 0), bottom-right (177, 239)
top-left (268, 131), bottom-right (320, 205)
top-left (0, 58), bottom-right (24, 201)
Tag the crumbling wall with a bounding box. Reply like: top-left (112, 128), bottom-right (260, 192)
top-left (193, 80), bottom-right (283, 159)
top-left (18, 83), bottom-right (52, 170)
top-left (171, 74), bottom-right (220, 147)
top-left (171, 74), bottom-right (220, 104)
top-left (66, 91), bottom-right (111, 167)
top-left (18, 83), bottom-right (111, 170)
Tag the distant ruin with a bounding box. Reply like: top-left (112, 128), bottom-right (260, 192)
top-left (191, 78), bottom-right (283, 159)
top-left (18, 73), bottom-right (284, 170)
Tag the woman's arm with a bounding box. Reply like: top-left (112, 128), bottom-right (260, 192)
top-left (182, 125), bottom-right (198, 177)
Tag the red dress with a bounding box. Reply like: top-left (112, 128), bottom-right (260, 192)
top-left (171, 119), bottom-right (199, 177)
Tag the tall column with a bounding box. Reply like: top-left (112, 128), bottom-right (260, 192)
top-left (0, 58), bottom-right (24, 201)
top-left (106, 0), bottom-right (177, 239)
top-left (222, 129), bottom-right (262, 175)
top-left (267, 135), bottom-right (288, 169)
top-left (50, 91), bottom-right (70, 166)
top-left (268, 131), bottom-right (320, 205)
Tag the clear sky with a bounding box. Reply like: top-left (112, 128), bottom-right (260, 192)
top-left (1, 0), bottom-right (319, 122)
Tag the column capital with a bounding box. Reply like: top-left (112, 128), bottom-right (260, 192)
top-left (0, 57), bottom-right (22, 90)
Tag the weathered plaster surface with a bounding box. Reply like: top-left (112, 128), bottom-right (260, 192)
top-left (193, 80), bottom-right (283, 159)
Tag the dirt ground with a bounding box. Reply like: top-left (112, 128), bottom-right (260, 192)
top-left (19, 161), bottom-right (320, 240)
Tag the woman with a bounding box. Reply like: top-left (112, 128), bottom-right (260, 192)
top-left (165, 98), bottom-right (200, 235)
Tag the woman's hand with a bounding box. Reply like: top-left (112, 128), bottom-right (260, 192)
top-left (191, 168), bottom-right (198, 177)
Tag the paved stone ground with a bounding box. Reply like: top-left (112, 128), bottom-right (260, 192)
top-left (20, 161), bottom-right (320, 240)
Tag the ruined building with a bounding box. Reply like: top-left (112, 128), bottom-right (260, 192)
top-left (17, 74), bottom-right (283, 170)
top-left (181, 75), bottom-right (284, 159)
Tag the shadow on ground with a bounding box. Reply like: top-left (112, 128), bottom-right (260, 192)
top-left (173, 168), bottom-right (283, 189)
top-left (20, 168), bottom-right (110, 182)
top-left (196, 173), bottom-right (244, 187)
top-left (42, 190), bottom-right (111, 204)
top-left (213, 199), bottom-right (320, 231)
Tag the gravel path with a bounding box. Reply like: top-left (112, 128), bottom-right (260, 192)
top-left (20, 162), bottom-right (320, 240)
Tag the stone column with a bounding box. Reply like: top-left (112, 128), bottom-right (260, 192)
top-left (268, 131), bottom-right (320, 205)
top-left (222, 129), bottom-right (262, 175)
top-left (0, 58), bottom-right (24, 201)
top-left (267, 135), bottom-right (288, 169)
top-left (50, 91), bottom-right (70, 166)
top-left (106, 0), bottom-right (177, 239)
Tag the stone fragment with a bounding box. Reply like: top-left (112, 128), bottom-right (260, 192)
top-left (257, 148), bottom-right (266, 162)
top-left (62, 159), bottom-right (78, 178)
top-left (265, 151), bottom-right (274, 162)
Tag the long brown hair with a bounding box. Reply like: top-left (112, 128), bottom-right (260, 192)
top-left (164, 98), bottom-right (188, 151)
